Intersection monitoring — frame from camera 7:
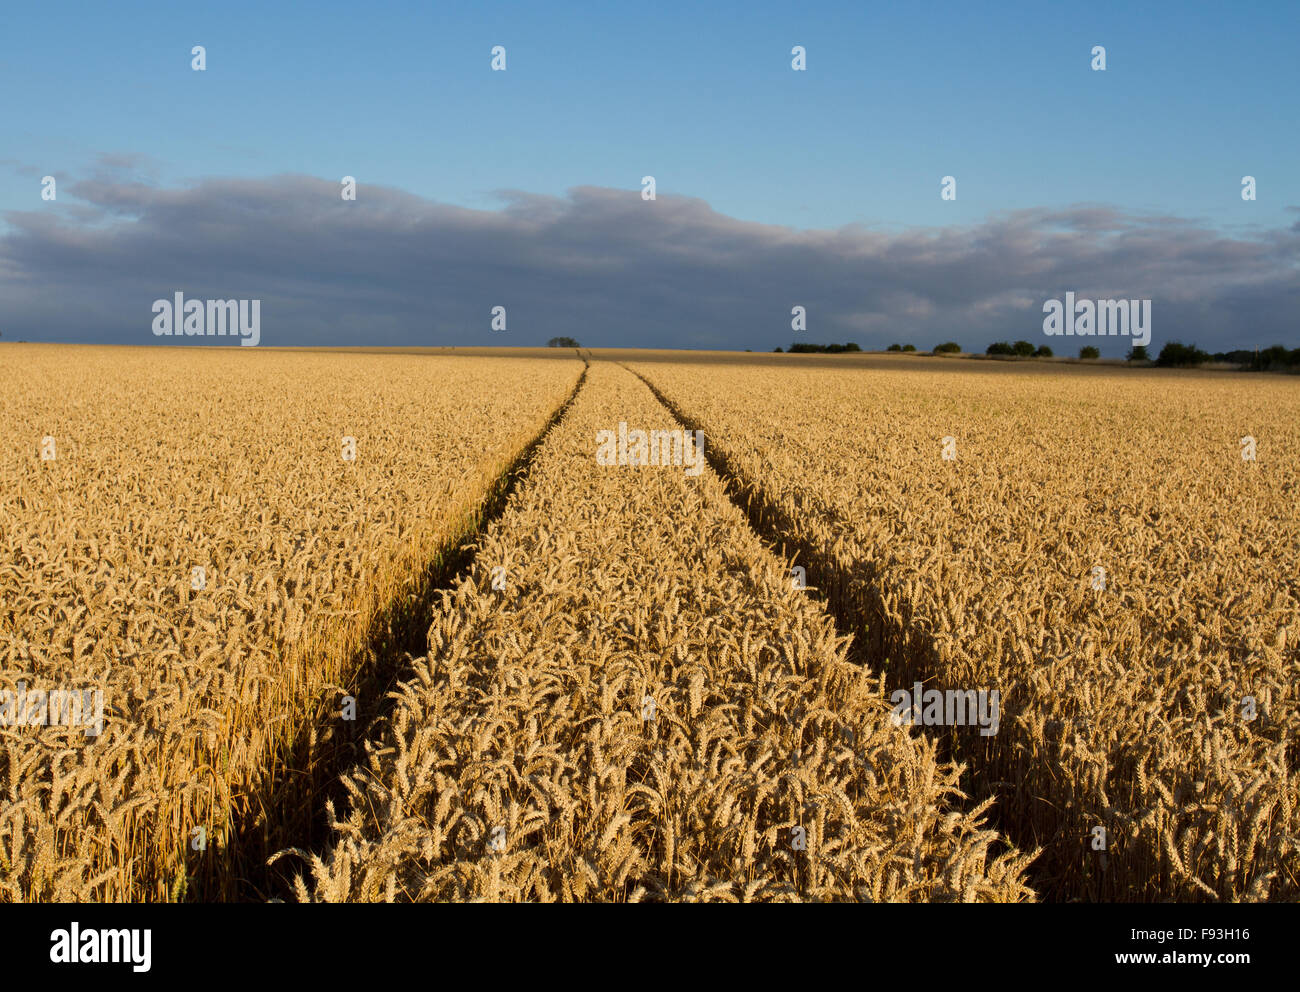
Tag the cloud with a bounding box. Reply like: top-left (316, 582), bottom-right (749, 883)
top-left (1, 172), bottom-right (1297, 352)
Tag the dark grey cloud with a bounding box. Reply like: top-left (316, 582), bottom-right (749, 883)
top-left (1, 172), bottom-right (1297, 353)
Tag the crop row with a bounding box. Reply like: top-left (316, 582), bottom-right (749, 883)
top-left (629, 360), bottom-right (1300, 900)
top-left (0, 345), bottom-right (581, 900)
top-left (294, 362), bottom-right (1034, 901)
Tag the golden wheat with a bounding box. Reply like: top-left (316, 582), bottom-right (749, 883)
top-left (627, 359), bottom-right (1300, 901)
top-left (293, 362), bottom-right (1034, 902)
top-left (0, 344), bottom-right (581, 901)
top-left (8, 342), bottom-right (1291, 903)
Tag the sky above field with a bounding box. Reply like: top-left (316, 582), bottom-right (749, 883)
top-left (1, 0), bottom-right (1297, 354)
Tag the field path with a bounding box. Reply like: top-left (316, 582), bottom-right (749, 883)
top-left (288, 361), bottom-right (1034, 902)
top-left (624, 359), bottom-right (1300, 902)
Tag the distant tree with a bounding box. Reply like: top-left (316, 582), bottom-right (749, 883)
top-left (933, 342), bottom-right (962, 354)
top-left (773, 346), bottom-right (784, 353)
top-left (1252, 344), bottom-right (1299, 370)
top-left (1079, 346), bottom-right (1101, 360)
top-left (1035, 345), bottom-right (1053, 358)
top-left (1155, 341), bottom-right (1209, 367)
top-left (547, 336), bottom-right (580, 348)
top-left (1234, 346), bottom-right (1300, 369)
top-left (1213, 349), bottom-right (1255, 366)
top-left (786, 342), bottom-right (860, 354)
top-left (985, 341), bottom-right (1015, 356)
top-left (1013, 340), bottom-right (1036, 357)
top-left (901, 344), bottom-right (917, 352)
top-left (1126, 345), bottom-right (1150, 362)
top-left (886, 343), bottom-right (903, 352)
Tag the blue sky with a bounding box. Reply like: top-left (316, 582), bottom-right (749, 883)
top-left (2, 0), bottom-right (1297, 351)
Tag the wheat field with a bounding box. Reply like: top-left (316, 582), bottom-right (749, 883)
top-left (626, 358), bottom-right (1300, 901)
top-left (0, 345), bottom-right (580, 901)
top-left (2, 344), bottom-right (1295, 902)
top-left (286, 361), bottom-right (1033, 901)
